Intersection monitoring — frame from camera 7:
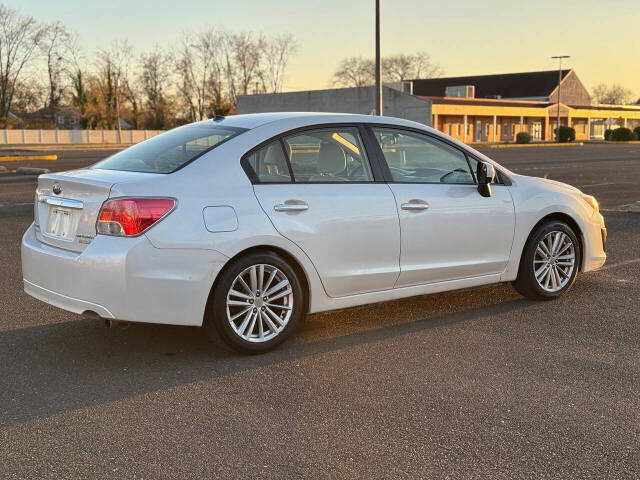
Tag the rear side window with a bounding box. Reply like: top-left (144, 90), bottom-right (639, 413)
top-left (244, 141), bottom-right (292, 183)
top-left (92, 124), bottom-right (244, 173)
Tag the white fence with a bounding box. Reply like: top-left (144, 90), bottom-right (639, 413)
top-left (0, 129), bottom-right (164, 145)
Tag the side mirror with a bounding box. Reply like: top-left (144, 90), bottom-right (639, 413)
top-left (477, 162), bottom-right (496, 197)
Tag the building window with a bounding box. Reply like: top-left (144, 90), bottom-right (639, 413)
top-left (448, 123), bottom-right (453, 136)
top-left (511, 124), bottom-right (516, 136)
top-left (485, 123), bottom-right (490, 138)
top-left (466, 123), bottom-right (471, 136)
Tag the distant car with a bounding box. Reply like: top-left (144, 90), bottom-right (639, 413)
top-left (21, 113), bottom-right (606, 353)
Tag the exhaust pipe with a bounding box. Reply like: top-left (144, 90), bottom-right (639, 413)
top-left (104, 319), bottom-right (131, 330)
top-left (84, 310), bottom-right (131, 329)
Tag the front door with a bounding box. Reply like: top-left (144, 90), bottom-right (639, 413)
top-left (247, 126), bottom-right (401, 297)
top-left (475, 120), bottom-right (482, 142)
top-left (531, 121), bottom-right (542, 141)
top-left (369, 126), bottom-right (515, 287)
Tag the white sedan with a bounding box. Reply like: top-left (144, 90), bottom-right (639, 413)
top-left (21, 113), bottom-right (607, 353)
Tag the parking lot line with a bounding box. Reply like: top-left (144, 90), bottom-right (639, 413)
top-left (0, 155), bottom-right (57, 161)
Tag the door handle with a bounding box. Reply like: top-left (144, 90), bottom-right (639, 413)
top-left (274, 202), bottom-right (309, 212)
top-left (400, 200), bottom-right (429, 211)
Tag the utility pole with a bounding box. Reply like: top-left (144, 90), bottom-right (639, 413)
top-left (551, 55), bottom-right (570, 142)
top-left (114, 75), bottom-right (122, 144)
top-left (375, 0), bottom-right (382, 116)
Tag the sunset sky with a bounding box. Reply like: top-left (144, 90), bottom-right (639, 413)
top-left (12, 0), bottom-right (640, 100)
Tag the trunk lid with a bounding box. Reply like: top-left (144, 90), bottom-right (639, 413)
top-left (34, 168), bottom-right (157, 252)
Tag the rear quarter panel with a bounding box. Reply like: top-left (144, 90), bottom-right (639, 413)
top-left (110, 130), bottom-right (329, 314)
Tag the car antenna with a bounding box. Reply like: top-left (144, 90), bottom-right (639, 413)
top-left (212, 115), bottom-right (225, 122)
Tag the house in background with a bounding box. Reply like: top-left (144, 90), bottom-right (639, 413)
top-left (21, 106), bottom-right (82, 129)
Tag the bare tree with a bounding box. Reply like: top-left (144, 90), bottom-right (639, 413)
top-left (383, 52), bottom-right (442, 82)
top-left (591, 83), bottom-right (634, 105)
top-left (96, 40), bottom-right (134, 129)
top-left (259, 33), bottom-right (297, 93)
top-left (176, 29), bottom-right (225, 121)
top-left (139, 46), bottom-right (173, 128)
top-left (0, 4), bottom-right (45, 118)
top-left (333, 53), bottom-right (442, 87)
top-left (332, 57), bottom-right (375, 87)
top-left (67, 33), bottom-right (88, 126)
top-left (229, 32), bottom-right (265, 96)
top-left (39, 21), bottom-right (71, 111)
top-left (11, 76), bottom-right (46, 114)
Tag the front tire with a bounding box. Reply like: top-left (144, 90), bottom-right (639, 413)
top-left (204, 251), bottom-right (304, 354)
top-left (513, 220), bottom-right (581, 300)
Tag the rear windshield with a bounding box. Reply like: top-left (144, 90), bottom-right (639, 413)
top-left (92, 124), bottom-right (245, 173)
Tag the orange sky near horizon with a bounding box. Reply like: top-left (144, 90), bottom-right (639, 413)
top-left (11, 0), bottom-right (640, 101)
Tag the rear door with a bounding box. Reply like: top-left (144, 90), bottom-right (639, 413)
top-left (247, 125), bottom-right (400, 297)
top-left (367, 126), bottom-right (515, 287)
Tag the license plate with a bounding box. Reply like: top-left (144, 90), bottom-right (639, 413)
top-left (46, 207), bottom-right (74, 239)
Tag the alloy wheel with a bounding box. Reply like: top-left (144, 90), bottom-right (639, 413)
top-left (533, 231), bottom-right (576, 293)
top-left (226, 264), bottom-right (294, 342)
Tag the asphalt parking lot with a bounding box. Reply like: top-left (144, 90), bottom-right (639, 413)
top-left (1, 144), bottom-right (639, 478)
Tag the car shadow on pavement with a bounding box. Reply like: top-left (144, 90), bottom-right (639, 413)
top-left (0, 289), bottom-right (532, 429)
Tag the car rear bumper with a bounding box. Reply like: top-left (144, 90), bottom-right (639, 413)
top-left (21, 223), bottom-right (228, 326)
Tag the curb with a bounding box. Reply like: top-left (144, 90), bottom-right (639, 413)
top-left (0, 144), bottom-right (130, 150)
top-left (476, 142), bottom-right (584, 149)
top-left (15, 167), bottom-right (50, 175)
top-left (0, 154), bottom-right (57, 161)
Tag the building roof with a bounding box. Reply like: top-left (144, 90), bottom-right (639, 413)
top-left (411, 70), bottom-right (570, 99)
top-left (422, 96), bottom-right (552, 108)
top-left (570, 104), bottom-right (640, 111)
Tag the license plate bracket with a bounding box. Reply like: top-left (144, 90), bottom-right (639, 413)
top-left (46, 207), bottom-right (74, 240)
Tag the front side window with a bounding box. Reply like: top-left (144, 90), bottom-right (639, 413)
top-left (244, 141), bottom-right (292, 183)
top-left (283, 127), bottom-right (373, 183)
top-left (372, 127), bottom-right (475, 184)
top-left (93, 124), bottom-right (244, 173)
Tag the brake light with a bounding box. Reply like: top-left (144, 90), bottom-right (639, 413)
top-left (97, 198), bottom-right (175, 236)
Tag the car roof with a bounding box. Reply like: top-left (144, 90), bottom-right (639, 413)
top-left (193, 112), bottom-right (428, 130)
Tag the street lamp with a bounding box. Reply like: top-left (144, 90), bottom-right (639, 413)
top-left (551, 55), bottom-right (570, 142)
top-left (375, 0), bottom-right (382, 116)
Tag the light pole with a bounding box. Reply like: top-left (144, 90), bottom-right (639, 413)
top-left (114, 74), bottom-right (122, 144)
top-left (375, 0), bottom-right (382, 116)
top-left (551, 55), bottom-right (570, 142)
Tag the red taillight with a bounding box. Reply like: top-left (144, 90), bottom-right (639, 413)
top-left (97, 198), bottom-right (175, 236)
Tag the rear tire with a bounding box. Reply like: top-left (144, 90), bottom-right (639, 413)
top-left (203, 251), bottom-right (304, 354)
top-left (513, 220), bottom-right (581, 301)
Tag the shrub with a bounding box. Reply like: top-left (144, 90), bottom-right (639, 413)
top-left (555, 125), bottom-right (576, 143)
top-left (604, 129), bottom-right (613, 141)
top-left (633, 126), bottom-right (640, 139)
top-left (610, 127), bottom-right (634, 141)
top-left (516, 131), bottom-right (532, 144)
